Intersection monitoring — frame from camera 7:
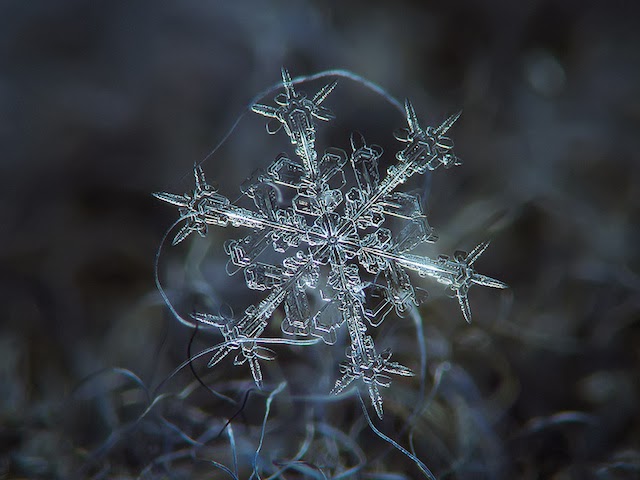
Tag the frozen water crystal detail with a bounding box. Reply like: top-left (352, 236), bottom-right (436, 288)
top-left (155, 68), bottom-right (507, 418)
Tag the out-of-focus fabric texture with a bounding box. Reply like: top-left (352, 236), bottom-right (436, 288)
top-left (1, 1), bottom-right (638, 478)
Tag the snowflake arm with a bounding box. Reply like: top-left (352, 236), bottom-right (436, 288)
top-left (153, 165), bottom-right (216, 245)
top-left (323, 254), bottom-right (415, 418)
top-left (252, 68), bottom-right (337, 179)
top-left (192, 287), bottom-right (288, 387)
top-left (154, 165), bottom-right (311, 247)
top-left (393, 241), bottom-right (508, 322)
top-left (394, 100), bottom-right (462, 171)
top-left (331, 328), bottom-right (415, 419)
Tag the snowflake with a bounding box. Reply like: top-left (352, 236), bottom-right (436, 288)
top-left (155, 69), bottom-right (507, 418)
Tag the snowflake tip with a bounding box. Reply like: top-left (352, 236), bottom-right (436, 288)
top-left (383, 361), bottom-right (415, 377)
top-left (471, 274), bottom-right (509, 290)
top-left (349, 131), bottom-right (366, 151)
top-left (172, 223), bottom-right (194, 246)
top-left (457, 291), bottom-right (473, 324)
top-left (248, 356), bottom-right (264, 389)
top-left (330, 371), bottom-right (356, 396)
top-left (404, 99), bottom-right (420, 133)
top-left (369, 383), bottom-right (384, 419)
top-left (191, 311), bottom-right (226, 327)
top-left (208, 346), bottom-right (232, 368)
top-left (434, 110), bottom-right (462, 137)
top-left (312, 79), bottom-right (338, 106)
top-left (281, 67), bottom-right (294, 96)
top-left (153, 191), bottom-right (189, 208)
top-left (193, 163), bottom-right (208, 190)
top-left (465, 240), bottom-right (490, 265)
top-left (251, 103), bottom-right (279, 119)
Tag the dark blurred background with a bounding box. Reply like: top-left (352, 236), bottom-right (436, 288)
top-left (1, 1), bottom-right (639, 478)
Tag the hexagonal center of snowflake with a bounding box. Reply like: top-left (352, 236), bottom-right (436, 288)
top-left (307, 212), bottom-right (360, 263)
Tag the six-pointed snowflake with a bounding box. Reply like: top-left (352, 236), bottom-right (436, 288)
top-left (155, 69), bottom-right (507, 418)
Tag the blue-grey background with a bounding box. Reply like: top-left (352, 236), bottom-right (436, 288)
top-left (1, 1), bottom-right (638, 478)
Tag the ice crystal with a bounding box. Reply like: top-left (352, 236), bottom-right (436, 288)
top-left (155, 68), bottom-right (507, 418)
